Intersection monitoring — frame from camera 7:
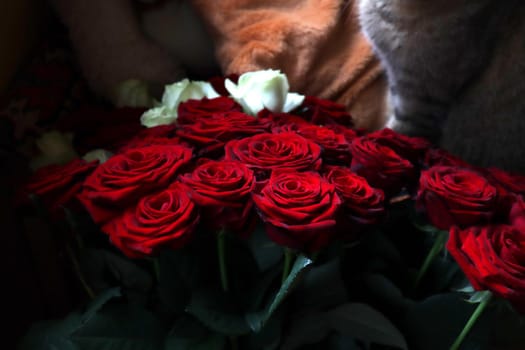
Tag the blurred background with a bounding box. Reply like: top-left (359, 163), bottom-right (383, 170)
top-left (0, 0), bottom-right (46, 94)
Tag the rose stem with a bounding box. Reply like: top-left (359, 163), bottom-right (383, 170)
top-left (414, 230), bottom-right (448, 289)
top-left (153, 258), bottom-right (161, 284)
top-left (450, 291), bottom-right (492, 350)
top-left (282, 248), bottom-right (294, 284)
top-left (65, 244), bottom-right (95, 300)
top-left (217, 230), bottom-right (229, 292)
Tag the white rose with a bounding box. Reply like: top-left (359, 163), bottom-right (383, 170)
top-left (162, 79), bottom-right (219, 108)
top-left (224, 69), bottom-right (304, 116)
top-left (141, 79), bottom-right (220, 127)
top-left (83, 149), bottom-right (114, 164)
top-left (140, 105), bottom-right (177, 128)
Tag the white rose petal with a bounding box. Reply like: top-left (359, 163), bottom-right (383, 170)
top-left (140, 106), bottom-right (177, 128)
top-left (83, 149), bottom-right (114, 164)
top-left (283, 92), bottom-right (306, 113)
top-left (224, 69), bottom-right (304, 116)
top-left (162, 79), bottom-right (219, 109)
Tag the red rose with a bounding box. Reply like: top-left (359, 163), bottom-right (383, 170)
top-left (324, 166), bottom-right (385, 234)
top-left (78, 145), bottom-right (193, 224)
top-left (324, 124), bottom-right (358, 144)
top-left (447, 223), bottom-right (525, 313)
top-left (510, 196), bottom-right (525, 230)
top-left (177, 97), bottom-right (243, 125)
top-left (258, 109), bottom-right (310, 132)
top-left (417, 166), bottom-right (499, 230)
top-left (290, 124), bottom-right (352, 165)
top-left (176, 111), bottom-right (270, 156)
top-left (297, 96), bottom-right (353, 126)
top-left (485, 167), bottom-right (525, 197)
top-left (180, 160), bottom-right (256, 236)
top-left (102, 183), bottom-right (199, 258)
top-left (24, 158), bottom-right (98, 213)
top-left (367, 128), bottom-right (431, 164)
top-left (118, 136), bottom-right (183, 153)
top-left (252, 171), bottom-right (342, 252)
top-left (350, 137), bottom-right (415, 196)
top-left (118, 124), bottom-right (182, 152)
top-left (423, 148), bottom-right (470, 168)
top-left (132, 124), bottom-right (178, 139)
top-left (224, 132), bottom-right (322, 180)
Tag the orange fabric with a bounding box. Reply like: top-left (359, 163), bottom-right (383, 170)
top-left (191, 0), bottom-right (387, 130)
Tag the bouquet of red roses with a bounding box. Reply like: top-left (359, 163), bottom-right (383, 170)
top-left (18, 70), bottom-right (525, 350)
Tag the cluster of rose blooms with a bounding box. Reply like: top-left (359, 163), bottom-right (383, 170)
top-left (24, 89), bottom-right (525, 315)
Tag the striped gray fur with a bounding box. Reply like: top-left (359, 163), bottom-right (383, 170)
top-left (359, 0), bottom-right (525, 172)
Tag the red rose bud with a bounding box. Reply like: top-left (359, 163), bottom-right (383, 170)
top-left (23, 158), bottom-right (98, 214)
top-left (180, 160), bottom-right (256, 237)
top-left (324, 166), bottom-right (385, 239)
top-left (417, 166), bottom-right (499, 230)
top-left (252, 171), bottom-right (342, 252)
top-left (224, 133), bottom-right (322, 181)
top-left (78, 145), bottom-right (192, 224)
top-left (177, 96), bottom-right (243, 125)
top-left (447, 224), bottom-right (525, 313)
top-left (350, 137), bottom-right (415, 196)
top-left (102, 183), bottom-right (199, 259)
top-left (367, 128), bottom-right (431, 164)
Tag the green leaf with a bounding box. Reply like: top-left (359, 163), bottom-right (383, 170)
top-left (363, 230), bottom-right (403, 266)
top-left (292, 257), bottom-right (348, 312)
top-left (81, 287), bottom-right (122, 324)
top-left (467, 290), bottom-right (492, 304)
top-left (247, 225), bottom-right (283, 272)
top-left (398, 293), bottom-right (525, 350)
top-left (327, 303), bottom-right (408, 350)
top-left (411, 219), bottom-right (439, 234)
top-left (244, 266), bottom-right (281, 311)
top-left (185, 289), bottom-right (252, 336)
top-left (18, 314), bottom-right (83, 350)
top-left (157, 247), bottom-right (204, 313)
top-left (78, 249), bottom-right (153, 297)
top-left (363, 274), bottom-right (413, 312)
top-left (71, 303), bottom-right (166, 350)
top-left (164, 335), bottom-right (226, 350)
top-left (242, 307), bottom-right (284, 350)
top-left (245, 254), bottom-right (313, 332)
top-left (280, 310), bottom-right (332, 350)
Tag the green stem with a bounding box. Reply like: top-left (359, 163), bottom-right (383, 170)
top-left (282, 249), bottom-right (294, 284)
top-left (414, 230), bottom-right (448, 289)
top-left (450, 291), bottom-right (492, 350)
top-left (218, 231), bottom-right (229, 292)
top-left (65, 244), bottom-right (95, 300)
top-left (153, 258), bottom-right (161, 284)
